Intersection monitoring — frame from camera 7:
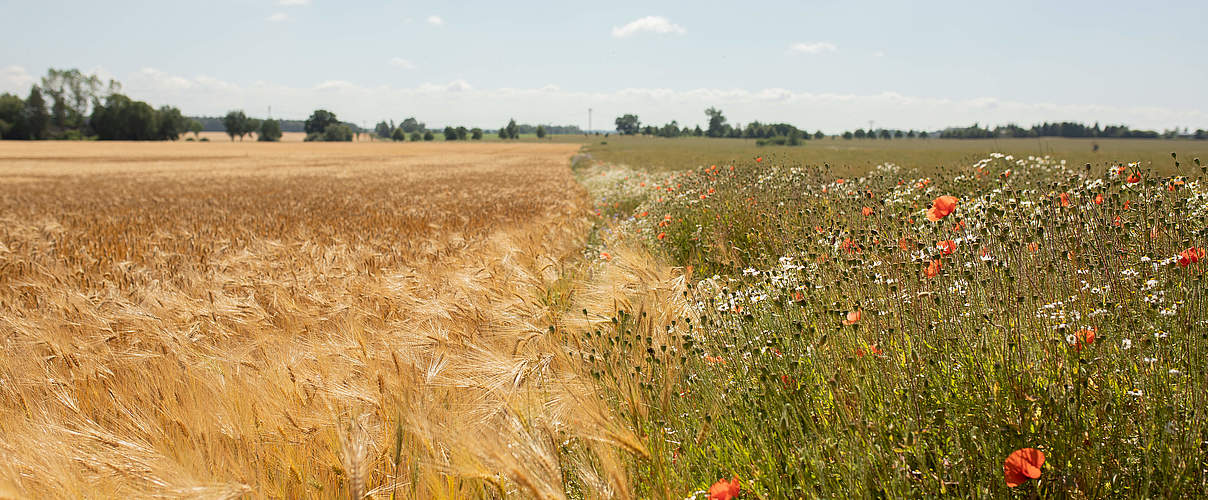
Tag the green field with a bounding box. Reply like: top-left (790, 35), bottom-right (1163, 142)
top-left (575, 136), bottom-right (1208, 498)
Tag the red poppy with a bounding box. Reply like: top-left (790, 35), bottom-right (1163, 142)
top-left (792, 291), bottom-right (805, 303)
top-left (657, 232), bottom-right (666, 240)
top-left (1059, 192), bottom-right (1070, 207)
top-left (755, 157), bottom-right (762, 163)
top-left (1074, 328), bottom-right (1096, 350)
top-left (1094, 193), bottom-right (1103, 205)
top-left (899, 238), bottom-right (911, 252)
top-left (708, 187), bottom-right (716, 194)
top-left (1127, 172), bottom-right (1141, 183)
top-left (1027, 242), bottom-right (1039, 253)
top-left (703, 355), bottom-right (726, 365)
top-left (856, 344), bottom-right (882, 358)
top-left (1178, 247), bottom-right (1205, 267)
top-left (1123, 200), bottom-right (1132, 210)
top-left (1003, 448), bottom-right (1045, 487)
top-left (843, 309), bottom-right (862, 326)
top-left (927, 195), bottom-right (959, 222)
top-left (836, 178), bottom-right (845, 184)
top-left (937, 240), bottom-right (956, 255)
top-left (780, 374), bottom-right (795, 387)
top-left (709, 477), bottom-right (741, 500)
top-left (600, 252), bottom-right (611, 261)
top-left (862, 206), bottom-right (875, 216)
top-left (924, 259), bottom-right (942, 278)
top-left (639, 211), bottom-right (648, 217)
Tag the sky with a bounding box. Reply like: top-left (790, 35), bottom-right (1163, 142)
top-left (2, 0), bottom-right (1206, 132)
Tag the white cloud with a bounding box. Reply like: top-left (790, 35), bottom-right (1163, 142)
top-left (611, 16), bottom-right (685, 38)
top-left (277, 0), bottom-right (309, 5)
top-left (0, 65), bottom-right (35, 94)
top-left (789, 42), bottom-right (837, 54)
top-left (267, 12), bottom-right (288, 22)
top-left (81, 67), bottom-right (1208, 132)
top-left (389, 58), bottom-right (416, 70)
top-left (426, 15), bottom-right (443, 26)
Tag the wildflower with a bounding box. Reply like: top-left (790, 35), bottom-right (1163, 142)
top-left (1059, 192), bottom-right (1071, 207)
top-left (1178, 247), bottom-right (1205, 267)
top-left (925, 259), bottom-right (942, 278)
top-left (927, 195), bottom-right (959, 222)
top-left (709, 477), bottom-right (741, 500)
top-left (703, 355), bottom-right (726, 365)
top-left (843, 309), bottom-right (862, 326)
top-left (862, 206), bottom-right (874, 216)
top-left (658, 232), bottom-right (666, 240)
top-left (1074, 328), bottom-right (1096, 350)
top-left (899, 238), bottom-right (911, 252)
top-left (1094, 193), bottom-right (1103, 205)
top-left (755, 156), bottom-right (763, 163)
top-left (600, 251), bottom-right (611, 261)
top-left (1121, 338), bottom-right (1132, 350)
top-left (856, 344), bottom-right (883, 358)
top-left (1028, 242), bottom-right (1039, 253)
top-left (1127, 172), bottom-right (1141, 183)
top-left (1003, 448), bottom-right (1045, 487)
top-left (937, 240), bottom-right (956, 256)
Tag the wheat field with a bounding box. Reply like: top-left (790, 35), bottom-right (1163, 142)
top-left (0, 141), bottom-right (647, 498)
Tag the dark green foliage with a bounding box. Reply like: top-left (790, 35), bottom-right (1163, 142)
top-left (615, 114), bottom-right (641, 135)
top-left (535, 125), bottom-right (546, 139)
top-left (89, 94), bottom-right (158, 140)
top-left (304, 109), bottom-right (340, 135)
top-left (443, 126), bottom-right (457, 140)
top-left (423, 131), bottom-right (434, 141)
top-left (223, 110), bottom-right (252, 141)
top-left (258, 119), bottom-right (282, 142)
top-left (391, 127), bottom-right (406, 142)
top-left (471, 128), bottom-right (483, 140)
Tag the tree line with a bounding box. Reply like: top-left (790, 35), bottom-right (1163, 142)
top-left (615, 108), bottom-right (824, 145)
top-left (0, 68), bottom-right (199, 141)
top-left (937, 122), bottom-right (1166, 139)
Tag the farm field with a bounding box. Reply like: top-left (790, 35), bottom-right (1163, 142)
top-left (0, 141), bottom-right (613, 498)
top-left (0, 137), bottom-right (1206, 499)
top-left (577, 137), bottom-right (1208, 498)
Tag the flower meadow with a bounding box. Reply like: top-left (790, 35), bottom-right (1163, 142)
top-left (577, 150), bottom-right (1207, 498)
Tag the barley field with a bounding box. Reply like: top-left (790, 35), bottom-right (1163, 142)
top-left (0, 141), bottom-right (637, 498)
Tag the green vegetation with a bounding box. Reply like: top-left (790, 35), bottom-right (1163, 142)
top-left (577, 137), bottom-right (1208, 497)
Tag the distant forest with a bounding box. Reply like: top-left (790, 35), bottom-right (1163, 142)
top-left (189, 116), bottom-right (310, 133)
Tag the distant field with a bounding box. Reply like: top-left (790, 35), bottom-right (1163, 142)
top-left (585, 136), bottom-right (1205, 175)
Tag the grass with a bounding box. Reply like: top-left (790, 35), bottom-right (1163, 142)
top-left (576, 137), bottom-right (1208, 497)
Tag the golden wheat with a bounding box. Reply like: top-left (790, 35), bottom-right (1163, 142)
top-left (0, 141), bottom-right (647, 499)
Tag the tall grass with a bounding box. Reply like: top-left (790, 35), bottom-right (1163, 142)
top-left (580, 147), bottom-right (1208, 497)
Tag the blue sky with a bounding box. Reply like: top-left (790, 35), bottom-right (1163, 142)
top-left (2, 0), bottom-right (1206, 131)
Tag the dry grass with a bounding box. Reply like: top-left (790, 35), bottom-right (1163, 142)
top-left (0, 141), bottom-right (638, 498)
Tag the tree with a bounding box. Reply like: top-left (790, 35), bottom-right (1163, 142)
top-left (410, 131), bottom-right (422, 141)
top-left (154, 106), bottom-right (187, 140)
top-left (456, 126), bottom-right (468, 140)
top-left (919, 131), bottom-right (929, 138)
top-left (223, 111), bottom-right (250, 141)
top-left (304, 110), bottom-right (340, 135)
top-left (842, 131), bottom-right (853, 140)
top-left (497, 127), bottom-right (507, 139)
top-left (423, 131), bottom-right (434, 141)
top-left (188, 119), bottom-right (203, 139)
top-left (814, 131), bottom-right (824, 140)
top-left (471, 128), bottom-right (483, 140)
top-left (391, 127), bottom-right (406, 141)
top-left (0, 93), bottom-right (25, 139)
top-left (259, 119), bottom-right (282, 142)
top-left (443, 126), bottom-right (457, 140)
top-left (322, 124), bottom-right (353, 141)
top-left (705, 107), bottom-right (727, 137)
top-left (614, 114), bottom-right (640, 135)
top-left (374, 121), bottom-right (393, 139)
top-left (505, 119), bottom-right (519, 139)
top-left (535, 125), bottom-right (546, 139)
top-left (854, 129), bottom-right (866, 139)
top-left (89, 94), bottom-right (158, 140)
top-left (41, 68), bottom-right (107, 133)
top-left (400, 117), bottom-right (423, 133)
top-left (24, 86), bottom-right (49, 140)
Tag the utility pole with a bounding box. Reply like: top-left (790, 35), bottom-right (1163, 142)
top-left (588, 108), bottom-right (592, 134)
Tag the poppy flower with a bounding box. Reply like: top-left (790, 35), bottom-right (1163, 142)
top-left (1003, 448), bottom-right (1044, 487)
top-left (856, 344), bottom-right (882, 358)
top-left (937, 240), bottom-right (956, 255)
top-left (703, 355), bottom-right (726, 365)
top-left (639, 211), bottom-right (648, 217)
top-left (843, 309), bottom-right (862, 326)
top-left (899, 238), bottom-right (911, 252)
top-left (862, 206), bottom-right (875, 216)
top-left (1028, 242), bottom-right (1039, 253)
top-left (657, 232), bottom-right (666, 240)
top-left (780, 374), bottom-right (795, 387)
top-left (927, 195), bottom-right (959, 222)
top-left (1094, 193), bottom-right (1103, 205)
top-left (1123, 200), bottom-right (1132, 210)
top-left (1127, 172), bottom-right (1141, 183)
top-left (600, 252), bottom-right (611, 261)
top-left (924, 259), bottom-right (942, 278)
top-left (1178, 247), bottom-right (1205, 267)
top-left (709, 477), bottom-right (741, 500)
top-left (1059, 192), bottom-right (1070, 207)
top-left (836, 178), bottom-right (845, 184)
top-left (755, 156), bottom-right (763, 163)
top-left (793, 290), bottom-right (805, 303)
top-left (1074, 328), bottom-right (1096, 350)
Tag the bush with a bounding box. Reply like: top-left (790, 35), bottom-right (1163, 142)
top-left (410, 132), bottom-right (422, 142)
top-left (423, 131), bottom-right (434, 141)
top-left (258, 119), bottom-right (282, 142)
